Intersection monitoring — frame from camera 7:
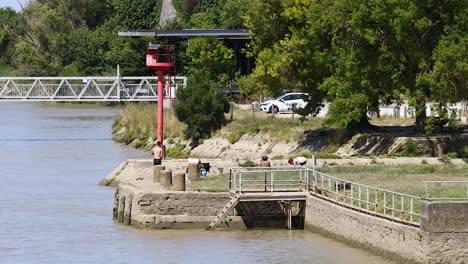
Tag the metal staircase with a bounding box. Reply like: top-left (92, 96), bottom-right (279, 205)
top-left (207, 194), bottom-right (240, 231)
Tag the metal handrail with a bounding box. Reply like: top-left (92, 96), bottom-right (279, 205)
top-left (229, 167), bottom-right (421, 226)
top-left (230, 167), bottom-right (308, 193)
top-left (229, 167), bottom-right (468, 226)
top-left (309, 170), bottom-right (420, 225)
top-left (0, 76), bottom-right (187, 102)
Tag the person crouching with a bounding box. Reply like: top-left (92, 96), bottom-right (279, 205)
top-left (288, 156), bottom-right (307, 166)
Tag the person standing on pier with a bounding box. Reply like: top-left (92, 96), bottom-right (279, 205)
top-left (152, 141), bottom-right (163, 165)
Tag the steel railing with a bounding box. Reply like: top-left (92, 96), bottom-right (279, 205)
top-left (230, 167), bottom-right (309, 193)
top-left (309, 170), bottom-right (421, 226)
top-left (0, 76), bottom-right (187, 102)
top-left (230, 167), bottom-right (421, 226)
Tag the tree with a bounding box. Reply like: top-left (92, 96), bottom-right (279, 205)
top-left (245, 0), bottom-right (467, 131)
top-left (0, 7), bottom-right (24, 75)
top-left (113, 0), bottom-right (161, 29)
top-left (174, 69), bottom-right (230, 142)
top-left (174, 37), bottom-right (234, 142)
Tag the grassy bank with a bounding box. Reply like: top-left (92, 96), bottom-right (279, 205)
top-left (112, 103), bottom-right (466, 159)
top-left (112, 103), bottom-right (186, 149)
top-left (222, 107), bottom-right (323, 144)
top-left (112, 104), bottom-right (325, 155)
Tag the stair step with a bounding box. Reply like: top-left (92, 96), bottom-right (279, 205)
top-left (207, 194), bottom-right (240, 231)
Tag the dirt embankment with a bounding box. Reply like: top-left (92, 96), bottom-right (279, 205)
top-left (187, 126), bottom-right (467, 160)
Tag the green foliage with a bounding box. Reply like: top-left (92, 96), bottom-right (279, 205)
top-left (239, 160), bottom-right (256, 167)
top-left (315, 153), bottom-right (342, 159)
top-left (221, 0), bottom-right (251, 29)
top-left (246, 0), bottom-right (467, 132)
top-left (403, 140), bottom-right (417, 157)
top-left (166, 143), bottom-right (191, 159)
top-left (174, 69), bottom-right (230, 142)
top-left (227, 130), bottom-right (244, 144)
top-left (324, 94), bottom-right (370, 129)
top-left (113, 0), bottom-right (161, 29)
top-left (174, 37), bottom-right (235, 142)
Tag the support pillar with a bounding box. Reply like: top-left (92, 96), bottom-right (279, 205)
top-left (157, 70), bottom-right (164, 155)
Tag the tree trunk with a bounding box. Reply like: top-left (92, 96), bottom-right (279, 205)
top-left (415, 94), bottom-right (427, 134)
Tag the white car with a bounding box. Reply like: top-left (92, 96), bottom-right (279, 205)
top-left (259, 93), bottom-right (309, 114)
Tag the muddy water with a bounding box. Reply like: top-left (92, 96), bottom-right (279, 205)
top-left (0, 103), bottom-right (396, 263)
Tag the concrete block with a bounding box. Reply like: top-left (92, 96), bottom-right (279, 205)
top-left (187, 163), bottom-right (199, 179)
top-left (153, 165), bottom-right (165, 182)
top-left (160, 170), bottom-right (172, 188)
top-left (420, 201), bottom-right (468, 233)
top-left (173, 172), bottom-right (186, 191)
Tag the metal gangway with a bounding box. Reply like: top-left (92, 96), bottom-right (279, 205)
top-left (0, 76), bottom-right (187, 102)
top-left (229, 167), bottom-right (468, 228)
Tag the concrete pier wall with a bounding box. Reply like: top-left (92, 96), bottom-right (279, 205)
top-left (114, 184), bottom-right (305, 230)
top-left (421, 201), bottom-right (468, 263)
top-left (114, 184), bottom-right (246, 230)
top-left (106, 160), bottom-right (468, 263)
top-left (304, 194), bottom-right (426, 263)
top-left (305, 194), bottom-right (468, 264)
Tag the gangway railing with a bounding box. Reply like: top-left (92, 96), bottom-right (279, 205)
top-left (308, 170), bottom-right (421, 226)
top-left (230, 167), bottom-right (422, 226)
top-left (0, 76), bottom-right (187, 102)
top-left (230, 167), bottom-right (309, 193)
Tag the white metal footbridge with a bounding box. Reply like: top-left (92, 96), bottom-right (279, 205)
top-left (0, 76), bottom-right (187, 102)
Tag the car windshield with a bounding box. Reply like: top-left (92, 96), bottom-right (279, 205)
top-left (275, 94), bottom-right (286, 100)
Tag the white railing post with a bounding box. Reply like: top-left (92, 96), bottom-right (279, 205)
top-left (401, 196), bottom-right (404, 220)
top-left (383, 192), bottom-right (387, 215)
top-left (358, 186), bottom-right (362, 208)
top-left (374, 189), bottom-right (378, 212)
top-left (410, 198), bottom-right (414, 223)
top-left (270, 173), bottom-right (274, 193)
top-left (239, 172), bottom-right (242, 193)
top-left (366, 187), bottom-right (369, 211)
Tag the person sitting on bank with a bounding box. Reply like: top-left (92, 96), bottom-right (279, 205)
top-left (151, 141), bottom-right (163, 166)
top-left (259, 155), bottom-right (271, 167)
top-left (288, 156), bottom-right (307, 166)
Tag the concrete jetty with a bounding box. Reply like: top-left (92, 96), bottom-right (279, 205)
top-left (102, 159), bottom-right (468, 264)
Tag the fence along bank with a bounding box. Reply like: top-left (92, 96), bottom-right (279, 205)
top-left (108, 160), bottom-right (468, 264)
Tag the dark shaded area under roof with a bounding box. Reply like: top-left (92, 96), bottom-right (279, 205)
top-left (118, 29), bottom-right (251, 39)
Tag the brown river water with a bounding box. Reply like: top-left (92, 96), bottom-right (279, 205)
top-left (0, 103), bottom-right (396, 263)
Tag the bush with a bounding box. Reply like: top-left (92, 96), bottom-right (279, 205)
top-left (227, 130), bottom-right (244, 144)
top-left (315, 153), bottom-right (342, 159)
top-left (174, 70), bottom-right (230, 142)
top-left (403, 140), bottom-right (417, 157)
top-left (166, 143), bottom-right (191, 159)
top-left (239, 160), bottom-right (256, 167)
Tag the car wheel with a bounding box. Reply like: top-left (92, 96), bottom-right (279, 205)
top-left (272, 105), bottom-right (279, 114)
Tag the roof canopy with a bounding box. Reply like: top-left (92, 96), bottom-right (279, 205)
top-left (118, 29), bottom-right (250, 39)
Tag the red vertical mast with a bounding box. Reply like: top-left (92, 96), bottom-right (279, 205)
top-left (146, 44), bottom-right (176, 157)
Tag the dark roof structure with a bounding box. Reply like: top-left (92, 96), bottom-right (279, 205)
top-left (118, 29), bottom-right (251, 39)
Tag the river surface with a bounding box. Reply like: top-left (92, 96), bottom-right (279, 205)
top-left (0, 103), bottom-right (396, 264)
